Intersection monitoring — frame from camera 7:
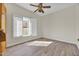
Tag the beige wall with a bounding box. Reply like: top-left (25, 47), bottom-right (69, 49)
top-left (40, 5), bottom-right (79, 47)
top-left (75, 4), bottom-right (79, 48)
top-left (5, 3), bottom-right (42, 47)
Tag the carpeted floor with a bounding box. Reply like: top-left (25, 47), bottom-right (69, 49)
top-left (4, 38), bottom-right (79, 56)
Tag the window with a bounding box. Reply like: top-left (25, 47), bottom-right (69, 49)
top-left (13, 16), bottom-right (37, 37)
top-left (22, 17), bottom-right (32, 36)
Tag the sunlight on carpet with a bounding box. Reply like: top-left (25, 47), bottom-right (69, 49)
top-left (26, 41), bottom-right (53, 46)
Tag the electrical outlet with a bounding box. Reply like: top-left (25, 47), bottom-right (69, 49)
top-left (77, 39), bottom-right (79, 41)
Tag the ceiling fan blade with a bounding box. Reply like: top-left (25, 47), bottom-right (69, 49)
top-left (41, 9), bottom-right (44, 13)
top-left (43, 6), bottom-right (51, 8)
top-left (30, 4), bottom-right (38, 7)
top-left (33, 9), bottom-right (38, 13)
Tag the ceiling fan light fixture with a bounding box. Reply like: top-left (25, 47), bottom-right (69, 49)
top-left (30, 3), bottom-right (51, 13)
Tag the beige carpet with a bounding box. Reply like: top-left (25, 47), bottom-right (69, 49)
top-left (4, 38), bottom-right (79, 56)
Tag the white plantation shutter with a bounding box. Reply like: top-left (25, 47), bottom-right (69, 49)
top-left (30, 18), bottom-right (37, 36)
top-left (13, 16), bottom-right (37, 37)
top-left (13, 16), bottom-right (22, 37)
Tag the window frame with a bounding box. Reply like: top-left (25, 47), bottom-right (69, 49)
top-left (13, 16), bottom-right (32, 37)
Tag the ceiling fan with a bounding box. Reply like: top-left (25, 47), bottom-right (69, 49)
top-left (30, 3), bottom-right (51, 13)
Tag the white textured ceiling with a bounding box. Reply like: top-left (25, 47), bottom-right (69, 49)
top-left (16, 3), bottom-right (76, 16)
